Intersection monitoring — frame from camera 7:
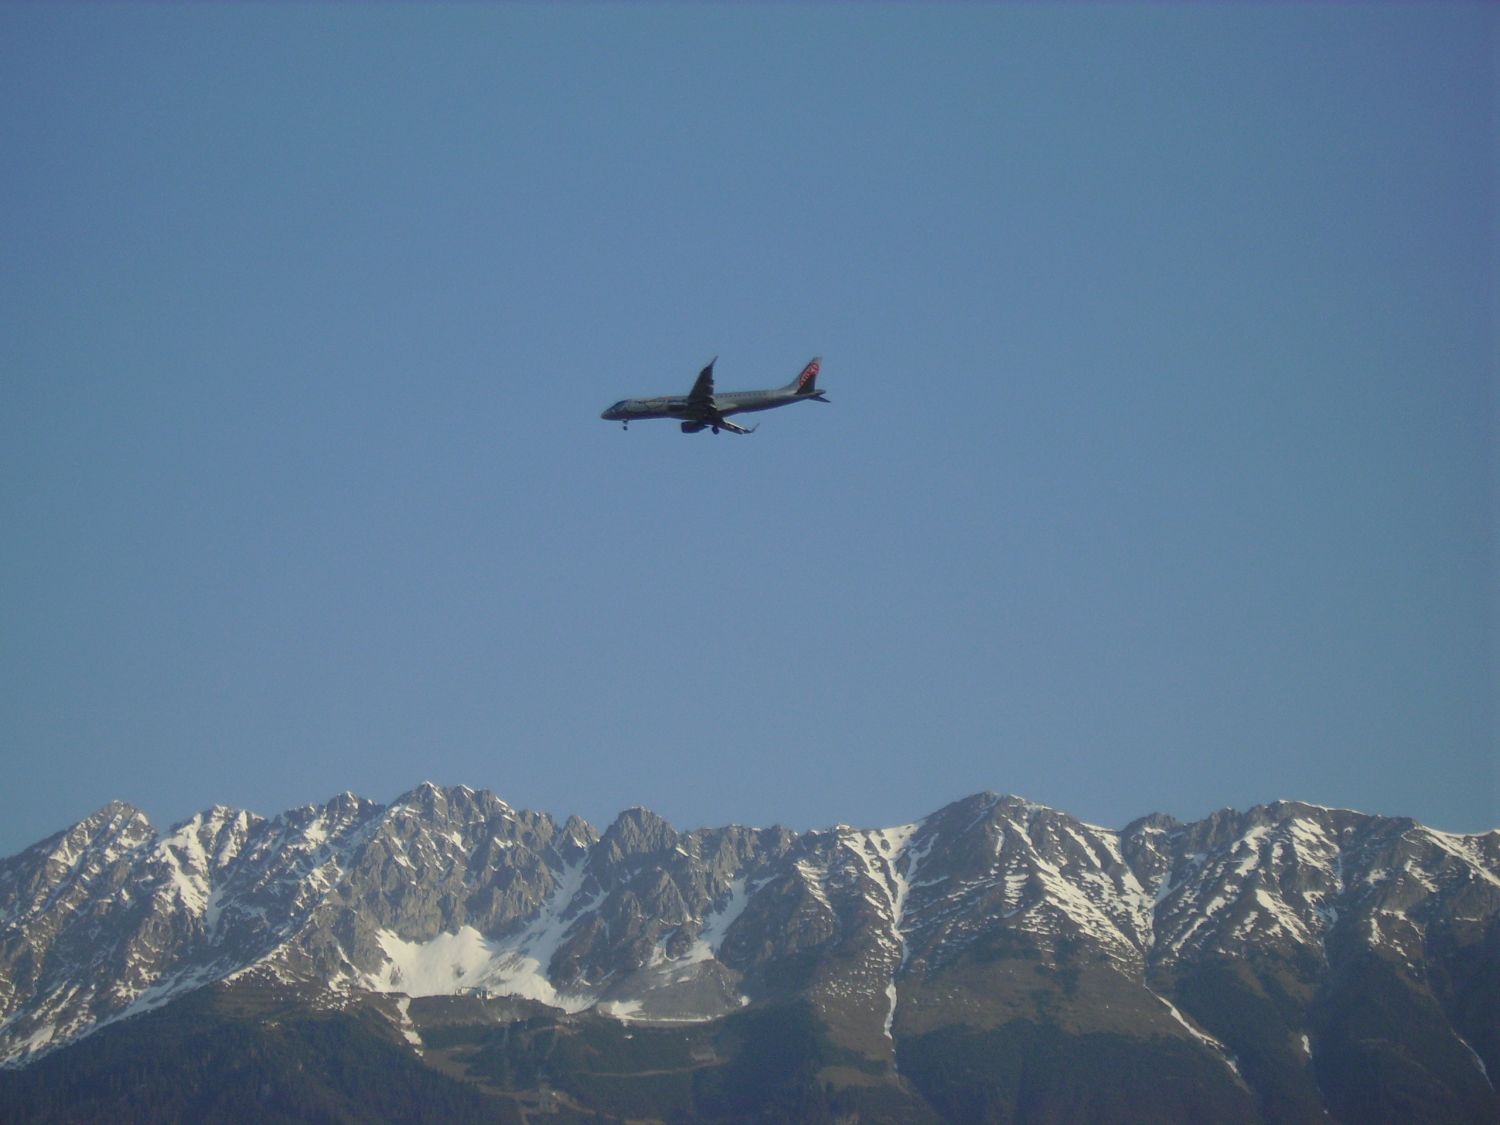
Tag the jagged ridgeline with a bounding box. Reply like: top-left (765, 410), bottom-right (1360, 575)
top-left (2, 785), bottom-right (1497, 1122)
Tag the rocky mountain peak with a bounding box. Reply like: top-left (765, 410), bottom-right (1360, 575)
top-left (599, 806), bottom-right (679, 863)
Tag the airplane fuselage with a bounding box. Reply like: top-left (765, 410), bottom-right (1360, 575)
top-left (601, 387), bottom-right (813, 424)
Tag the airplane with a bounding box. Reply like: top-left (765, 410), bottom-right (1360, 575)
top-left (601, 357), bottom-right (827, 434)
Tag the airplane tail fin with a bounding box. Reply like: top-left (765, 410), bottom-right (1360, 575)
top-left (786, 357), bottom-right (827, 399)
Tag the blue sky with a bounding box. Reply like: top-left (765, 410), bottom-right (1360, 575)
top-left (3, 4), bottom-right (1495, 856)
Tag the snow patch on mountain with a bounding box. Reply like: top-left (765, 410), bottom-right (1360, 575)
top-left (836, 821), bottom-right (928, 1038)
top-left (364, 859), bottom-right (597, 1012)
top-left (1421, 828), bottom-right (1500, 891)
top-left (1149, 988), bottom-right (1242, 1080)
top-left (685, 877), bottom-right (752, 964)
top-left (369, 928), bottom-right (505, 997)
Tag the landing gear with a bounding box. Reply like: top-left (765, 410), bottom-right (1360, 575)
top-left (622, 421), bottom-right (628, 430)
top-left (711, 425), bottom-right (720, 434)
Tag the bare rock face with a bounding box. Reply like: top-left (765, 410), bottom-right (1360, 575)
top-left (2, 784), bottom-right (1497, 1119)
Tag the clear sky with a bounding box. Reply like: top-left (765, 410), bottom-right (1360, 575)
top-left (3, 4), bottom-right (1495, 857)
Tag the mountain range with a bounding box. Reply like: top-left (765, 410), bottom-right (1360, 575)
top-left (2, 784), bottom-right (1497, 1122)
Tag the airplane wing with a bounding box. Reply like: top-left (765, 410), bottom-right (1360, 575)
top-left (682, 358), bottom-right (754, 433)
top-left (686, 359), bottom-right (716, 414)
